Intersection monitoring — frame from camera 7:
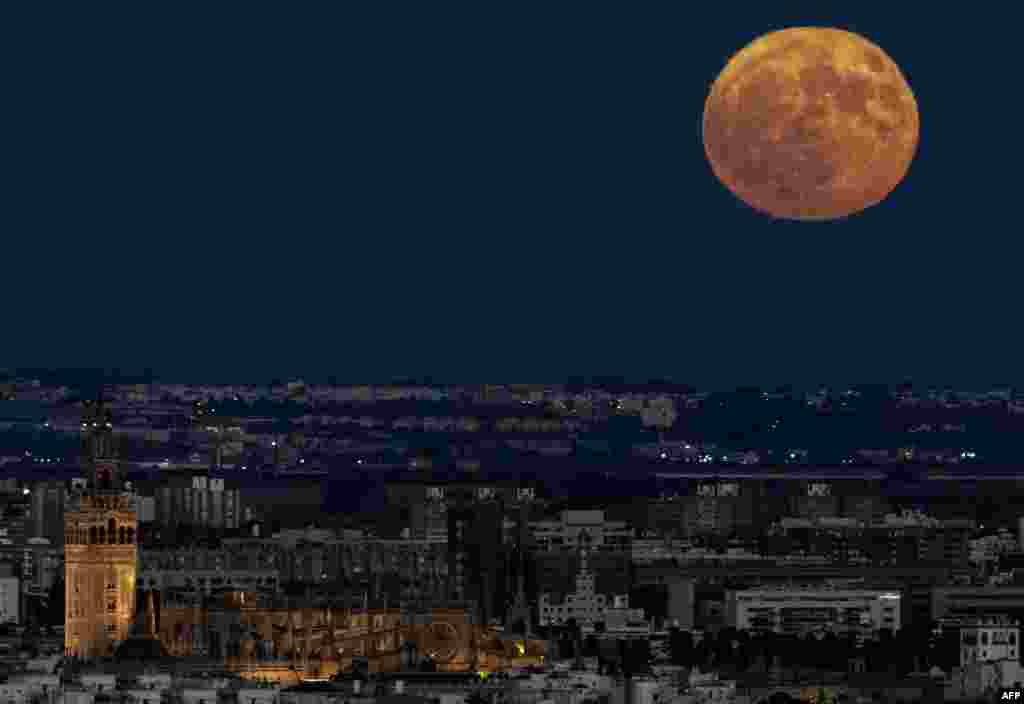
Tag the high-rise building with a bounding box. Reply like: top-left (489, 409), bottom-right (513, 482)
top-left (150, 474), bottom-right (241, 531)
top-left (64, 397), bottom-right (138, 658)
top-left (447, 496), bottom-right (507, 624)
top-left (383, 477), bottom-right (542, 624)
top-left (30, 480), bottom-right (67, 545)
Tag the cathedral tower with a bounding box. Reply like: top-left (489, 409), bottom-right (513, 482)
top-left (64, 394), bottom-right (137, 658)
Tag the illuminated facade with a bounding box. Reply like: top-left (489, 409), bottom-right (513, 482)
top-left (64, 397), bottom-right (138, 658)
top-left (143, 597), bottom-right (544, 680)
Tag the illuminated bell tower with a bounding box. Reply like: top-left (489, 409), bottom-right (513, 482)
top-left (64, 395), bottom-right (137, 658)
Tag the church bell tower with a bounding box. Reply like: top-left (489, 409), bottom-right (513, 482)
top-left (64, 393), bottom-right (137, 658)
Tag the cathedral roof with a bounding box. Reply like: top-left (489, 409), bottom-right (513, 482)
top-left (113, 635), bottom-right (168, 662)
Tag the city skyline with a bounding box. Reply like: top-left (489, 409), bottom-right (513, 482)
top-left (0, 373), bottom-right (1021, 699)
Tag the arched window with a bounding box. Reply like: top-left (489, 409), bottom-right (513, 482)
top-left (90, 527), bottom-right (98, 544)
top-left (119, 527), bottom-right (125, 544)
top-left (126, 528), bottom-right (134, 545)
top-left (108, 518), bottom-right (117, 544)
top-left (98, 527), bottom-right (105, 544)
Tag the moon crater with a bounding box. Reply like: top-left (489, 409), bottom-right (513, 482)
top-left (703, 27), bottom-right (919, 220)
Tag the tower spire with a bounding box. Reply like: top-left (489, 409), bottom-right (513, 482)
top-left (81, 388), bottom-right (119, 491)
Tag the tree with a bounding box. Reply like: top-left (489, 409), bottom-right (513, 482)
top-left (933, 624), bottom-right (960, 671)
top-left (743, 630), bottom-right (765, 672)
top-left (717, 627), bottom-right (743, 667)
top-left (629, 585), bottom-right (667, 627)
top-left (668, 628), bottom-right (694, 667)
top-left (809, 688), bottom-right (833, 704)
top-left (695, 633), bottom-right (714, 669)
top-left (628, 639), bottom-right (652, 674)
top-left (818, 631), bottom-right (843, 673)
top-left (565, 617), bottom-right (582, 662)
top-left (896, 619), bottom-right (936, 673)
top-left (875, 628), bottom-right (897, 673)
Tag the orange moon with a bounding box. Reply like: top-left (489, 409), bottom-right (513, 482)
top-left (702, 27), bottom-right (919, 220)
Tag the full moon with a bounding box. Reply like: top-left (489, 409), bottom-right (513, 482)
top-left (702, 27), bottom-right (919, 220)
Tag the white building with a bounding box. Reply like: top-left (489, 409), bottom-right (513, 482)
top-left (539, 531), bottom-right (641, 631)
top-left (140, 567), bottom-right (279, 597)
top-left (961, 615), bottom-right (1020, 667)
top-left (530, 510), bottom-right (631, 551)
top-left (953, 616), bottom-right (1024, 697)
top-left (685, 670), bottom-right (737, 703)
top-left (79, 674), bottom-right (116, 693)
top-left (970, 529), bottom-right (1019, 565)
top-left (726, 586), bottom-right (901, 639)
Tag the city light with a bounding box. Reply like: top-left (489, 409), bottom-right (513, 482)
top-left (20, 378), bottom-right (1019, 676)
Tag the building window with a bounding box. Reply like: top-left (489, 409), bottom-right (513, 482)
top-left (119, 527), bottom-right (125, 544)
top-left (127, 528), bottom-right (134, 545)
top-left (90, 527), bottom-right (98, 544)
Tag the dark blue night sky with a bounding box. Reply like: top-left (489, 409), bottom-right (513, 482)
top-left (4, 5), bottom-right (1014, 388)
